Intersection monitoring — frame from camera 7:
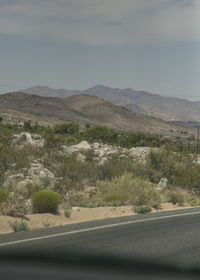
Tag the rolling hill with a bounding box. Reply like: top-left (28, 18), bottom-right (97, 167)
top-left (20, 85), bottom-right (200, 123)
top-left (0, 92), bottom-right (191, 136)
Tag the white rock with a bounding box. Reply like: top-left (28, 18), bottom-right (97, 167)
top-left (72, 207), bottom-right (81, 211)
top-left (93, 142), bottom-right (100, 149)
top-left (156, 178), bottom-right (168, 190)
top-left (61, 146), bottom-right (77, 154)
top-left (12, 132), bottom-right (45, 147)
top-left (72, 141), bottom-right (91, 151)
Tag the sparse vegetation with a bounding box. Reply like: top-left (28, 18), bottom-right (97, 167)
top-left (165, 190), bottom-right (185, 206)
top-left (102, 193), bottom-right (125, 206)
top-left (1, 193), bottom-right (29, 217)
top-left (0, 120), bottom-right (199, 233)
top-left (133, 206), bottom-right (152, 214)
top-left (97, 173), bottom-right (161, 208)
top-left (9, 219), bottom-right (29, 232)
top-left (0, 189), bottom-right (8, 204)
top-left (188, 195), bottom-right (200, 206)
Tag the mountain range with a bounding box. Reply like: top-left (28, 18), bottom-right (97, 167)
top-left (20, 85), bottom-right (200, 123)
top-left (0, 91), bottom-right (190, 137)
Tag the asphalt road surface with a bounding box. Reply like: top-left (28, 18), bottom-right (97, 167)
top-left (1, 208), bottom-right (200, 267)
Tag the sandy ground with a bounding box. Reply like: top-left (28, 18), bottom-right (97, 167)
top-left (0, 203), bottom-right (195, 235)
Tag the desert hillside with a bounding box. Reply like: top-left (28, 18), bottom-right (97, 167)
top-left (0, 92), bottom-right (194, 137)
top-left (21, 85), bottom-right (200, 123)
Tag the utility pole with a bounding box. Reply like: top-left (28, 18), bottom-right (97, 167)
top-left (197, 128), bottom-right (200, 155)
top-left (188, 137), bottom-right (191, 152)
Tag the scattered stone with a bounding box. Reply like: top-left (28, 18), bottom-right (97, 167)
top-left (72, 207), bottom-right (81, 211)
top-left (12, 132), bottom-right (45, 147)
top-left (72, 141), bottom-right (91, 151)
top-left (156, 178), bottom-right (168, 191)
top-left (130, 147), bottom-right (152, 160)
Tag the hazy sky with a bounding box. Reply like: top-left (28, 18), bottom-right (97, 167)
top-left (0, 0), bottom-right (200, 100)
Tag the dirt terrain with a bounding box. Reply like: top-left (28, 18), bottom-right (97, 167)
top-left (0, 203), bottom-right (194, 235)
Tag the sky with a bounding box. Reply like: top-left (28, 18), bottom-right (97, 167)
top-left (0, 0), bottom-right (200, 100)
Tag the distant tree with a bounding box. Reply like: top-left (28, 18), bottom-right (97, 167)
top-left (23, 120), bottom-right (32, 132)
top-left (84, 125), bottom-right (118, 144)
top-left (0, 115), bottom-right (3, 123)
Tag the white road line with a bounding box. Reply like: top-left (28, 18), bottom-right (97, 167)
top-left (1, 210), bottom-right (200, 248)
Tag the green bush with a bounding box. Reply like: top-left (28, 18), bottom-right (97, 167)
top-left (53, 123), bottom-right (79, 135)
top-left (9, 219), bottom-right (29, 232)
top-left (119, 133), bottom-right (165, 148)
top-left (187, 195), bottom-right (200, 206)
top-left (134, 206), bottom-right (152, 214)
top-left (146, 148), bottom-right (200, 189)
top-left (32, 190), bottom-right (61, 213)
top-left (67, 194), bottom-right (89, 207)
top-left (97, 173), bottom-right (160, 208)
top-left (0, 189), bottom-right (8, 204)
top-left (102, 193), bottom-right (125, 206)
top-left (100, 156), bottom-right (147, 181)
top-left (166, 191), bottom-right (184, 206)
top-left (56, 155), bottom-right (100, 185)
top-left (54, 179), bottom-right (84, 200)
top-left (83, 125), bottom-right (118, 144)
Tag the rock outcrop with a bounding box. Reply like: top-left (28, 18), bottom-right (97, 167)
top-left (61, 141), bottom-right (154, 164)
top-left (2, 161), bottom-right (55, 195)
top-left (12, 132), bottom-right (45, 148)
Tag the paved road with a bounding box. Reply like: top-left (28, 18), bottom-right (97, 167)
top-left (1, 208), bottom-right (200, 267)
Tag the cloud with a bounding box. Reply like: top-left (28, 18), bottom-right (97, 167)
top-left (0, 0), bottom-right (199, 46)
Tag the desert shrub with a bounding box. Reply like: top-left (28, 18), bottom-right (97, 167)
top-left (43, 221), bottom-right (55, 228)
top-left (1, 193), bottom-right (28, 217)
top-left (9, 219), bottom-right (29, 232)
top-left (165, 190), bottom-right (184, 206)
top-left (56, 155), bottom-right (100, 185)
top-left (10, 144), bottom-right (43, 171)
top-left (118, 133), bottom-right (166, 148)
top-left (32, 190), bottom-right (61, 213)
top-left (67, 194), bottom-right (90, 207)
top-left (54, 179), bottom-right (84, 200)
top-left (83, 125), bottom-right (118, 144)
top-left (53, 123), bottom-right (79, 135)
top-left (64, 208), bottom-right (72, 218)
top-left (134, 206), bottom-right (152, 214)
top-left (67, 194), bottom-right (102, 208)
top-left (44, 133), bottom-right (63, 148)
top-left (0, 188), bottom-right (8, 204)
top-left (84, 150), bottom-right (98, 162)
top-left (187, 195), bottom-right (200, 206)
top-left (100, 156), bottom-right (147, 181)
top-left (24, 183), bottom-right (42, 199)
top-left (97, 173), bottom-right (160, 208)
top-left (102, 193), bottom-right (125, 206)
top-left (146, 148), bottom-right (200, 189)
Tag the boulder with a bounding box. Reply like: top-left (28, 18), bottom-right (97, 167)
top-left (28, 162), bottom-right (55, 180)
top-left (156, 178), bottom-right (168, 190)
top-left (12, 132), bottom-right (45, 147)
top-left (61, 146), bottom-right (77, 154)
top-left (130, 147), bottom-right (152, 160)
top-left (72, 141), bottom-right (91, 151)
